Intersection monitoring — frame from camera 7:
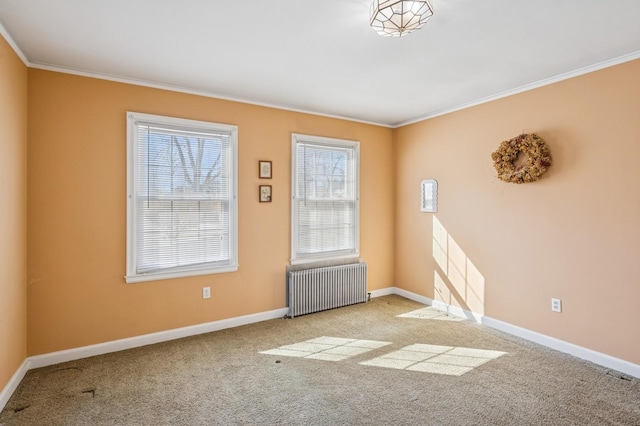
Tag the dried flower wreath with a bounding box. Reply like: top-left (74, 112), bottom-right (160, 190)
top-left (491, 133), bottom-right (552, 184)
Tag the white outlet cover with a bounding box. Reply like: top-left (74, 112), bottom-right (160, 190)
top-left (551, 298), bottom-right (562, 313)
top-left (203, 287), bottom-right (211, 299)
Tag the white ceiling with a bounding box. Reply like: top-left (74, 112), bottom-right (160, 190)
top-left (1, 0), bottom-right (639, 127)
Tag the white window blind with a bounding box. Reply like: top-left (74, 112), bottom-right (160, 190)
top-left (126, 112), bottom-right (238, 283)
top-left (291, 134), bottom-right (359, 263)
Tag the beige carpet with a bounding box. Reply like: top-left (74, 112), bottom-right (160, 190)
top-left (1, 295), bottom-right (639, 425)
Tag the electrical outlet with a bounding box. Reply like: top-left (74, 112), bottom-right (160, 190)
top-left (202, 287), bottom-right (211, 299)
top-left (551, 298), bottom-right (562, 313)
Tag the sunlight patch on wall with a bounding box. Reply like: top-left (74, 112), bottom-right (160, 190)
top-left (432, 216), bottom-right (485, 315)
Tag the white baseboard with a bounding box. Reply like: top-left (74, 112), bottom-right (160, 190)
top-left (0, 307), bottom-right (291, 412)
top-left (394, 287), bottom-right (640, 378)
top-left (392, 287), bottom-right (434, 305)
top-left (430, 299), bottom-right (484, 323)
top-left (368, 287), bottom-right (397, 298)
top-left (28, 307), bottom-right (289, 370)
top-left (3, 287), bottom-right (639, 412)
top-left (0, 359), bottom-right (29, 412)
top-left (481, 316), bottom-right (640, 379)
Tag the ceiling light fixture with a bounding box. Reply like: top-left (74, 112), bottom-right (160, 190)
top-left (370, 0), bottom-right (434, 37)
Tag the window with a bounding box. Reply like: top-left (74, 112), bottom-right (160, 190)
top-left (126, 112), bottom-right (238, 283)
top-left (291, 134), bottom-right (360, 264)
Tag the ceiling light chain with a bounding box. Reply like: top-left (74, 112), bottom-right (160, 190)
top-left (370, 0), bottom-right (434, 37)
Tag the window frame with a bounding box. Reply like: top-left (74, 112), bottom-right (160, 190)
top-left (126, 112), bottom-right (238, 283)
top-left (290, 133), bottom-right (360, 265)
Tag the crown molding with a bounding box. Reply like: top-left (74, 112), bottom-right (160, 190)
top-left (3, 21), bottom-right (639, 130)
top-left (0, 21), bottom-right (29, 66)
top-left (395, 50), bottom-right (640, 128)
top-left (29, 62), bottom-right (393, 128)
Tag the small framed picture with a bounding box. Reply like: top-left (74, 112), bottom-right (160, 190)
top-left (259, 160), bottom-right (272, 179)
top-left (259, 185), bottom-right (272, 203)
top-left (421, 179), bottom-right (438, 212)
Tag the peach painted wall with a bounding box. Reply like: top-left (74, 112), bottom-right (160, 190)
top-left (0, 35), bottom-right (27, 390)
top-left (395, 59), bottom-right (640, 364)
top-left (27, 69), bottom-right (395, 356)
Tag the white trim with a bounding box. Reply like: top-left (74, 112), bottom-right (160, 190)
top-left (23, 50), bottom-right (640, 129)
top-left (0, 359), bottom-right (29, 412)
top-left (394, 287), bottom-right (640, 378)
top-left (125, 265), bottom-right (239, 284)
top-left (2, 40), bottom-right (637, 129)
top-left (392, 287), bottom-right (434, 306)
top-left (3, 287), bottom-right (639, 410)
top-left (28, 307), bottom-right (289, 370)
top-left (290, 254), bottom-right (360, 267)
top-left (0, 21), bottom-right (29, 66)
top-left (429, 299), bottom-right (484, 323)
top-left (482, 316), bottom-right (640, 379)
top-left (368, 287), bottom-right (397, 298)
top-left (290, 134), bottom-right (360, 264)
top-left (125, 112), bottom-right (239, 283)
top-left (29, 62), bottom-right (392, 128)
top-left (395, 50), bottom-right (640, 128)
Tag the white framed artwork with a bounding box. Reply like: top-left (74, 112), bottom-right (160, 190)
top-left (421, 179), bottom-right (438, 212)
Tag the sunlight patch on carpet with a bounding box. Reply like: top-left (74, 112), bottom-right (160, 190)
top-left (360, 344), bottom-right (506, 376)
top-left (397, 307), bottom-right (464, 322)
top-left (260, 337), bottom-right (392, 361)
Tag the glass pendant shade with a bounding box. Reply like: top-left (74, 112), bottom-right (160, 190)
top-left (370, 0), bottom-right (434, 37)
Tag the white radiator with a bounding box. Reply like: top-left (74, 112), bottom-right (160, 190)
top-left (287, 263), bottom-right (368, 318)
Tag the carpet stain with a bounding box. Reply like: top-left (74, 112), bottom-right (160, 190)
top-left (47, 366), bottom-right (82, 375)
top-left (607, 371), bottom-right (632, 381)
top-left (81, 388), bottom-right (96, 398)
top-left (2, 296), bottom-right (638, 425)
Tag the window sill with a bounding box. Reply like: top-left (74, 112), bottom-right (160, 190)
top-left (290, 254), bottom-right (360, 267)
top-left (125, 264), bottom-right (239, 284)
